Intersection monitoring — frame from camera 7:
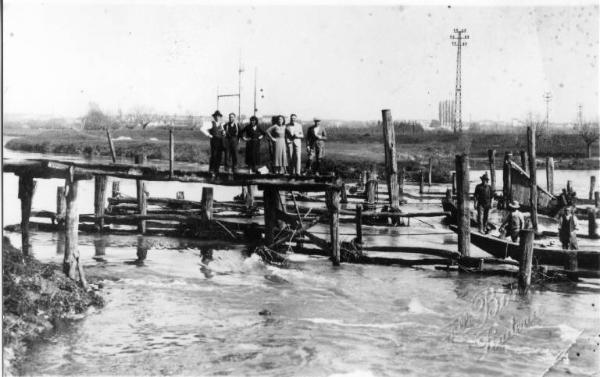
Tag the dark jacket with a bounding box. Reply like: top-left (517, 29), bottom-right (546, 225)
top-left (306, 126), bottom-right (327, 147)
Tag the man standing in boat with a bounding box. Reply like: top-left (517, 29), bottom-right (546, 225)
top-left (474, 172), bottom-right (493, 234)
top-left (499, 200), bottom-right (525, 242)
top-left (557, 205), bottom-right (579, 250)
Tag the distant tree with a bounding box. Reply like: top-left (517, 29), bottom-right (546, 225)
top-left (82, 103), bottom-right (113, 130)
top-left (130, 106), bottom-right (155, 129)
top-left (577, 122), bottom-right (599, 158)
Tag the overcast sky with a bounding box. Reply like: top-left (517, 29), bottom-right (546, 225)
top-left (4, 1), bottom-right (598, 122)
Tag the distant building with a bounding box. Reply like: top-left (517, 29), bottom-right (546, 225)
top-left (438, 100), bottom-right (455, 129)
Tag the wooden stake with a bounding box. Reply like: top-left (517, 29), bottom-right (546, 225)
top-left (106, 130), bottom-right (117, 163)
top-left (451, 172), bottom-right (456, 196)
top-left (263, 187), bottom-right (279, 245)
top-left (56, 186), bottom-right (66, 225)
top-left (399, 167), bottom-right (405, 194)
top-left (94, 175), bottom-right (107, 231)
top-left (245, 185), bottom-right (256, 208)
top-left (595, 191), bottom-right (599, 208)
top-left (169, 129), bottom-right (174, 178)
top-left (340, 183), bottom-right (348, 204)
top-left (63, 169), bottom-right (87, 288)
top-left (590, 176), bottom-right (596, 200)
top-left (565, 251), bottom-right (578, 272)
top-left (488, 149), bottom-right (496, 192)
top-left (135, 154), bottom-right (148, 234)
top-left (567, 180), bottom-right (573, 195)
top-left (503, 152), bottom-right (513, 208)
top-left (546, 157), bottom-right (554, 195)
top-left (18, 175), bottom-right (36, 256)
top-left (326, 189), bottom-right (341, 266)
top-left (455, 154), bottom-right (470, 257)
top-left (520, 150), bottom-right (528, 173)
top-left (419, 170), bottom-right (424, 194)
top-left (366, 177), bottom-right (376, 209)
top-left (355, 204), bottom-right (363, 246)
top-left (381, 109), bottom-right (399, 209)
top-left (589, 209), bottom-right (598, 239)
top-left (527, 126), bottom-right (538, 232)
top-left (518, 229), bottom-right (534, 293)
top-left (200, 187), bottom-right (214, 222)
top-left (428, 157), bottom-right (433, 186)
top-left (111, 181), bottom-right (120, 198)
top-left (360, 171), bottom-right (367, 191)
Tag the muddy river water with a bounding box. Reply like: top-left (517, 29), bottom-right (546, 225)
top-left (3, 140), bottom-right (600, 376)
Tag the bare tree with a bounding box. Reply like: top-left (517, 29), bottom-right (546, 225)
top-left (130, 106), bottom-right (155, 129)
top-left (578, 122), bottom-right (599, 158)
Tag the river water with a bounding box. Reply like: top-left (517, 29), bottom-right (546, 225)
top-left (3, 139), bottom-right (600, 376)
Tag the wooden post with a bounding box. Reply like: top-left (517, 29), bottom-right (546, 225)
top-left (135, 154), bottom-right (147, 234)
top-left (366, 178), bottom-right (376, 209)
top-left (589, 209), bottom-right (598, 239)
top-left (381, 109), bottom-right (399, 209)
top-left (106, 130), bottom-right (117, 163)
top-left (520, 150), bottom-right (528, 173)
top-left (18, 175), bottom-right (36, 256)
top-left (567, 180), bottom-right (573, 195)
top-left (340, 183), bottom-right (348, 204)
top-left (360, 171), bottom-right (367, 190)
top-left (355, 204), bottom-right (363, 247)
top-left (245, 185), bottom-right (256, 208)
top-left (326, 189), bottom-right (341, 266)
top-left (263, 187), bottom-right (279, 245)
top-left (488, 149), bottom-right (496, 192)
top-left (451, 172), bottom-right (456, 196)
top-left (56, 186), bottom-right (66, 225)
top-left (595, 191), bottom-right (599, 208)
top-left (428, 157), bottom-right (433, 186)
top-left (419, 170), bottom-right (424, 194)
top-left (176, 191), bottom-right (185, 200)
top-left (169, 129), bottom-right (174, 178)
top-left (590, 176), bottom-right (596, 200)
top-left (527, 126), bottom-right (539, 233)
top-left (63, 169), bottom-right (87, 288)
top-left (200, 187), bottom-right (214, 221)
top-left (399, 167), bottom-right (405, 194)
top-left (111, 181), bottom-right (120, 198)
top-left (518, 229), bottom-right (534, 293)
top-left (503, 152), bottom-right (513, 208)
top-left (546, 157), bottom-right (554, 195)
top-left (565, 251), bottom-right (578, 272)
top-left (94, 175), bottom-right (107, 231)
top-left (455, 154), bottom-right (470, 257)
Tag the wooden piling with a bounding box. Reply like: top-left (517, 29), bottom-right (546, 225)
top-left (111, 181), bottom-right (120, 198)
top-left (245, 185), bottom-right (256, 208)
top-left (589, 209), bottom-right (598, 239)
top-left (518, 229), bottom-right (534, 293)
top-left (326, 189), bottom-right (341, 266)
top-left (366, 175), bottom-right (376, 209)
top-left (567, 180), bottom-right (573, 195)
top-left (503, 152), bottom-right (513, 208)
top-left (488, 149), bottom-right (496, 192)
top-left (263, 187), bottom-right (279, 245)
top-left (63, 169), bottom-right (87, 288)
top-left (590, 176), bottom-right (596, 200)
top-left (340, 183), bottom-right (348, 204)
top-left (455, 154), bottom-right (470, 257)
top-left (56, 186), bottom-right (66, 224)
top-left (200, 187), bottom-right (214, 222)
top-left (595, 191), bottom-right (599, 208)
top-left (451, 172), bottom-right (456, 196)
top-left (419, 170), bottom-right (424, 194)
top-left (520, 150), bottom-right (527, 173)
top-left (565, 251), bottom-right (578, 272)
top-left (428, 157), bottom-right (433, 186)
top-left (527, 126), bottom-right (538, 232)
top-left (18, 175), bottom-right (36, 256)
top-left (169, 129), bottom-right (174, 178)
top-left (94, 175), bottom-right (107, 231)
top-left (360, 171), bottom-right (367, 190)
top-left (546, 157), bottom-right (554, 195)
top-left (355, 204), bottom-right (363, 246)
top-left (135, 154), bottom-right (148, 234)
top-left (381, 109), bottom-right (399, 209)
top-left (176, 191), bottom-right (185, 200)
top-left (399, 167), bottom-right (405, 194)
top-left (106, 130), bottom-right (117, 163)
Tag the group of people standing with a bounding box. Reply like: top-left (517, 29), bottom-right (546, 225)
top-left (201, 111), bottom-right (327, 176)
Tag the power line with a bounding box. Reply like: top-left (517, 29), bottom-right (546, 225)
top-left (450, 28), bottom-right (469, 133)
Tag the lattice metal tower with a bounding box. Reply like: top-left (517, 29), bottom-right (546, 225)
top-left (450, 28), bottom-right (469, 133)
top-left (543, 92), bottom-right (552, 131)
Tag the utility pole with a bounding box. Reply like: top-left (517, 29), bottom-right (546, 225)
top-left (253, 68), bottom-right (257, 116)
top-left (578, 103), bottom-right (583, 127)
top-left (543, 92), bottom-right (552, 132)
top-left (238, 55), bottom-right (243, 120)
top-left (450, 28), bottom-right (469, 133)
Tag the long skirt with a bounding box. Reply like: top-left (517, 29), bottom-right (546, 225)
top-left (273, 138), bottom-right (287, 168)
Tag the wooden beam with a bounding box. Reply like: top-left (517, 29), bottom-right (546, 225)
top-left (106, 130), bottom-right (117, 163)
top-left (326, 189), bottom-right (341, 266)
top-left (355, 205), bottom-right (363, 246)
top-left (503, 152), bottom-right (513, 207)
top-left (63, 170), bottom-right (87, 288)
top-left (546, 157), bottom-right (554, 195)
top-left (135, 154), bottom-right (148, 234)
top-left (381, 109), bottom-right (399, 209)
top-left (56, 186), bottom-right (66, 225)
top-left (488, 149), bottom-right (496, 192)
top-left (518, 229), bottom-right (534, 294)
top-left (169, 129), bottom-right (175, 178)
top-left (527, 126), bottom-right (538, 232)
top-left (455, 154), bottom-right (470, 257)
top-left (94, 175), bottom-right (107, 231)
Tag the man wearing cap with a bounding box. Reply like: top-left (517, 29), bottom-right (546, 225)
top-left (305, 118), bottom-right (327, 174)
top-left (474, 172), bottom-right (493, 233)
top-left (285, 114), bottom-right (304, 175)
top-left (500, 200), bottom-right (525, 242)
top-left (201, 110), bottom-right (225, 175)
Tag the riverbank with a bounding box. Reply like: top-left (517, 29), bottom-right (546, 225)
top-left (2, 237), bottom-right (104, 375)
top-left (5, 129), bottom-right (599, 183)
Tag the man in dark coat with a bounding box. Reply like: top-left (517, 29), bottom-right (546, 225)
top-left (305, 118), bottom-right (327, 174)
top-left (223, 113), bottom-right (240, 173)
top-left (200, 110), bottom-right (225, 175)
top-left (474, 172), bottom-right (492, 233)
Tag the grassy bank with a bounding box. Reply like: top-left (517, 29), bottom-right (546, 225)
top-left (2, 237), bottom-right (104, 374)
top-left (5, 128), bottom-right (598, 183)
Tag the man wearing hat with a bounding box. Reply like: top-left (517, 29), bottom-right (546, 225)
top-left (305, 118), bottom-right (327, 174)
top-left (500, 200), bottom-right (525, 242)
top-left (200, 110), bottom-right (225, 175)
top-left (474, 172), bottom-right (493, 233)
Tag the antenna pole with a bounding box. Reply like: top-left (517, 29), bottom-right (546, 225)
top-left (450, 28), bottom-right (469, 133)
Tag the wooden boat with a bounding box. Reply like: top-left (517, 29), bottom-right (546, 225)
top-left (505, 160), bottom-right (562, 216)
top-left (449, 225), bottom-right (600, 269)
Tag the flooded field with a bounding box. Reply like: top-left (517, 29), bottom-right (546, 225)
top-left (3, 142), bottom-right (600, 376)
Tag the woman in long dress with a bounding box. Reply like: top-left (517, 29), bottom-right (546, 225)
top-left (266, 115), bottom-right (288, 174)
top-left (242, 116), bottom-right (264, 173)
